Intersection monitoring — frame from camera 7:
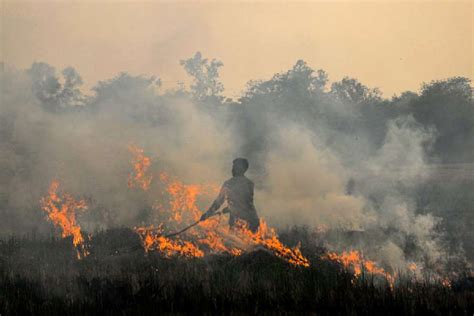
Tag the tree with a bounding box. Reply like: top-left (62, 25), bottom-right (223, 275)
top-left (243, 60), bottom-right (328, 100)
top-left (410, 77), bottom-right (473, 162)
top-left (27, 62), bottom-right (61, 111)
top-left (58, 67), bottom-right (87, 107)
top-left (92, 72), bottom-right (162, 123)
top-left (180, 52), bottom-right (224, 100)
top-left (26, 62), bottom-right (87, 111)
top-left (330, 77), bottom-right (382, 105)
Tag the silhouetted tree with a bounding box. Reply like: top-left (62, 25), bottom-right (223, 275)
top-left (410, 77), bottom-right (473, 162)
top-left (180, 52), bottom-right (224, 100)
top-left (92, 72), bottom-right (163, 124)
top-left (26, 63), bottom-right (87, 111)
top-left (27, 62), bottom-right (61, 111)
top-left (330, 77), bottom-right (382, 106)
top-left (58, 67), bottom-right (88, 107)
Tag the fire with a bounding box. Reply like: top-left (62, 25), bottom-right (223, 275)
top-left (327, 250), bottom-right (363, 276)
top-left (326, 251), bottom-right (455, 290)
top-left (135, 179), bottom-right (242, 258)
top-left (134, 173), bottom-right (308, 266)
top-left (159, 172), bottom-right (209, 223)
top-left (40, 180), bottom-right (89, 259)
top-left (128, 145), bottom-right (309, 266)
top-left (128, 144), bottom-right (153, 190)
top-left (150, 172), bottom-right (242, 255)
top-left (195, 216), bottom-right (244, 256)
top-left (326, 250), bottom-right (395, 288)
top-left (37, 145), bottom-right (461, 281)
top-left (441, 278), bottom-right (452, 288)
top-left (231, 220), bottom-right (310, 267)
top-left (135, 218), bottom-right (309, 266)
top-left (135, 225), bottom-right (204, 257)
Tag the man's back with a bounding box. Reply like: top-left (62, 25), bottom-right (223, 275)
top-left (224, 176), bottom-right (256, 215)
top-left (202, 158), bottom-right (260, 232)
top-left (223, 175), bottom-right (259, 231)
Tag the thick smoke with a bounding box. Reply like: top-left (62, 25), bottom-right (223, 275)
top-left (250, 112), bottom-right (446, 271)
top-left (257, 124), bottom-right (366, 229)
top-left (0, 64), bottom-right (231, 233)
top-left (0, 57), bottom-right (472, 274)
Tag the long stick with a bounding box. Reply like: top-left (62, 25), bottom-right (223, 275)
top-left (164, 209), bottom-right (226, 238)
top-left (130, 212), bottom-right (225, 251)
top-left (164, 219), bottom-right (202, 238)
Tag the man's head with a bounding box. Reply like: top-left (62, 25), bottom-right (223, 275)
top-left (232, 158), bottom-right (249, 177)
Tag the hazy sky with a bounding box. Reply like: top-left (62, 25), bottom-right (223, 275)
top-left (1, 0), bottom-right (472, 98)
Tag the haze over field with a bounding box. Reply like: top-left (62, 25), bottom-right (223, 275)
top-left (0, 0), bottom-right (473, 283)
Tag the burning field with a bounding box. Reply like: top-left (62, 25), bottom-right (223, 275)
top-left (1, 145), bottom-right (472, 315)
top-left (41, 146), bottom-right (311, 266)
top-left (1, 43), bottom-right (473, 313)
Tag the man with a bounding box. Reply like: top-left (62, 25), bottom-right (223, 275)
top-left (200, 158), bottom-right (260, 232)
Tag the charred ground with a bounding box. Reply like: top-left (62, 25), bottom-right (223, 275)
top-left (1, 227), bottom-right (473, 315)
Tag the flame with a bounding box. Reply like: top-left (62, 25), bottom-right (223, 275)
top-left (128, 147), bottom-right (308, 266)
top-left (441, 278), bottom-right (452, 288)
top-left (326, 251), bottom-right (455, 290)
top-left (233, 220), bottom-right (310, 267)
top-left (195, 216), bottom-right (243, 256)
top-left (156, 173), bottom-right (308, 265)
top-left (159, 172), bottom-right (207, 223)
top-left (326, 250), bottom-right (395, 288)
top-left (40, 180), bottom-right (89, 259)
top-left (135, 177), bottom-right (308, 266)
top-left (135, 182), bottom-right (242, 257)
top-left (128, 144), bottom-right (153, 190)
top-left (135, 217), bottom-right (309, 266)
top-left (135, 225), bottom-right (204, 257)
top-left (155, 172), bottom-right (242, 255)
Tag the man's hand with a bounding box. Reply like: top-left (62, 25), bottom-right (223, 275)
top-left (200, 211), bottom-right (211, 221)
top-left (222, 207), bottom-right (230, 214)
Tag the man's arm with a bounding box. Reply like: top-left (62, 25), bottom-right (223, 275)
top-left (200, 184), bottom-right (226, 221)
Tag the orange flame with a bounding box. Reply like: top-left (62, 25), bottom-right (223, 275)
top-left (157, 172), bottom-right (243, 255)
top-left (234, 220), bottom-right (310, 267)
top-left (128, 148), bottom-right (308, 266)
top-left (40, 180), bottom-right (89, 259)
top-left (326, 250), bottom-right (395, 288)
top-left (135, 175), bottom-right (241, 257)
top-left (195, 216), bottom-right (243, 256)
top-left (128, 144), bottom-right (153, 190)
top-left (135, 177), bottom-right (308, 266)
top-left (135, 225), bottom-right (204, 257)
top-left (159, 172), bottom-right (207, 223)
top-left (441, 278), bottom-right (452, 288)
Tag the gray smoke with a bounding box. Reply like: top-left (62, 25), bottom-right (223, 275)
top-left (0, 57), bottom-right (472, 275)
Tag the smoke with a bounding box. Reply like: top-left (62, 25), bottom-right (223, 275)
top-left (250, 113), bottom-right (448, 271)
top-left (256, 124), bottom-right (366, 230)
top-left (350, 116), bottom-right (446, 270)
top-left (0, 60), bottom-right (470, 274)
top-left (0, 65), bottom-right (230, 233)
